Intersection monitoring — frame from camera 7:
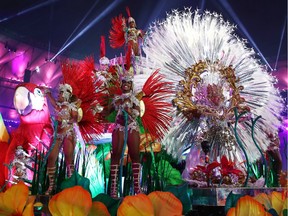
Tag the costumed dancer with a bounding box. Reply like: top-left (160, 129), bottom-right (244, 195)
top-left (45, 58), bottom-right (106, 195)
top-left (97, 35), bottom-right (111, 85)
top-left (106, 68), bottom-right (174, 198)
top-left (45, 83), bottom-right (79, 194)
top-left (96, 35), bottom-right (120, 94)
top-left (108, 73), bottom-right (142, 198)
top-left (142, 9), bottom-right (284, 187)
top-left (109, 7), bottom-right (144, 71)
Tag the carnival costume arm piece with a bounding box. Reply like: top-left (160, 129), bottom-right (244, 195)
top-left (140, 70), bottom-right (174, 140)
top-left (71, 99), bottom-right (81, 123)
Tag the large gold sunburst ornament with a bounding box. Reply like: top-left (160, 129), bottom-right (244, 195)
top-left (173, 60), bottom-right (250, 121)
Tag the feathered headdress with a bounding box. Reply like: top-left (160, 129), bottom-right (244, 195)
top-left (126, 6), bottom-right (135, 24)
top-left (59, 83), bottom-right (73, 101)
top-left (59, 83), bottom-right (72, 94)
top-left (99, 36), bottom-right (109, 65)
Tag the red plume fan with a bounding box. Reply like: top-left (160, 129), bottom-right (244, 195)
top-left (109, 14), bottom-right (125, 49)
top-left (141, 70), bottom-right (175, 140)
top-left (61, 57), bottom-right (107, 143)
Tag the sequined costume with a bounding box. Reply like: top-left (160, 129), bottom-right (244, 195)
top-left (113, 92), bottom-right (140, 133)
top-left (55, 101), bottom-right (78, 141)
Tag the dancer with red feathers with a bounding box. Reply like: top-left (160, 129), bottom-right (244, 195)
top-left (106, 68), bottom-right (174, 198)
top-left (44, 57), bottom-right (107, 195)
top-left (109, 7), bottom-right (144, 70)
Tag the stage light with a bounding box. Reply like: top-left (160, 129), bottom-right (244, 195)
top-left (45, 58), bottom-right (58, 64)
top-left (4, 42), bottom-right (17, 52)
top-left (35, 66), bottom-right (40, 73)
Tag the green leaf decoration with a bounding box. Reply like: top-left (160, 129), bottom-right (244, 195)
top-left (157, 160), bottom-right (184, 186)
top-left (106, 110), bottom-right (116, 122)
top-left (60, 171), bottom-right (91, 195)
top-left (95, 143), bottom-right (112, 161)
top-left (283, 209), bottom-right (288, 216)
top-left (164, 182), bottom-right (191, 215)
top-left (268, 208), bottom-right (279, 216)
top-left (93, 193), bottom-right (122, 216)
top-left (136, 117), bottom-right (145, 134)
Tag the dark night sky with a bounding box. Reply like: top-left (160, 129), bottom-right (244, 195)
top-left (0, 0), bottom-right (287, 61)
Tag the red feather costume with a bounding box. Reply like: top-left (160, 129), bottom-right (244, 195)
top-left (109, 7), bottom-right (144, 70)
top-left (107, 69), bottom-right (174, 141)
top-left (140, 70), bottom-right (174, 140)
top-left (61, 57), bottom-right (107, 143)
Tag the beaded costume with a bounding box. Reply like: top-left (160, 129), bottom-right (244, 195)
top-left (113, 92), bottom-right (140, 133)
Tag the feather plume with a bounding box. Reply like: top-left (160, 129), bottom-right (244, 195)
top-left (142, 8), bottom-right (284, 164)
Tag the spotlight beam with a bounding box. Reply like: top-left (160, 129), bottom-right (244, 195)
top-left (59, 0), bottom-right (101, 52)
top-left (199, 0), bottom-right (206, 12)
top-left (50, 0), bottom-right (123, 61)
top-left (0, 0), bottom-right (59, 23)
top-left (274, 17), bottom-right (287, 70)
top-left (218, 0), bottom-right (273, 71)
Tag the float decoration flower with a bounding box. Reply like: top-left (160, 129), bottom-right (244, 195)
top-left (48, 185), bottom-right (92, 216)
top-left (0, 181), bottom-right (35, 216)
top-left (226, 191), bottom-right (288, 216)
top-left (88, 201), bottom-right (110, 216)
top-left (218, 155), bottom-right (245, 185)
top-left (253, 191), bottom-right (288, 216)
top-left (117, 193), bottom-right (154, 216)
top-left (148, 191), bottom-right (183, 216)
top-left (191, 161), bottom-right (220, 182)
top-left (226, 195), bottom-right (271, 216)
top-left (269, 191), bottom-right (287, 216)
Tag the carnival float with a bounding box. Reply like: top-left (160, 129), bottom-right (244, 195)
top-left (0, 4), bottom-right (287, 216)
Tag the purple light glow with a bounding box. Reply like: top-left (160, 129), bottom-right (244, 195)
top-left (11, 54), bottom-right (29, 78)
top-left (9, 110), bottom-right (19, 120)
top-left (45, 66), bottom-right (55, 81)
